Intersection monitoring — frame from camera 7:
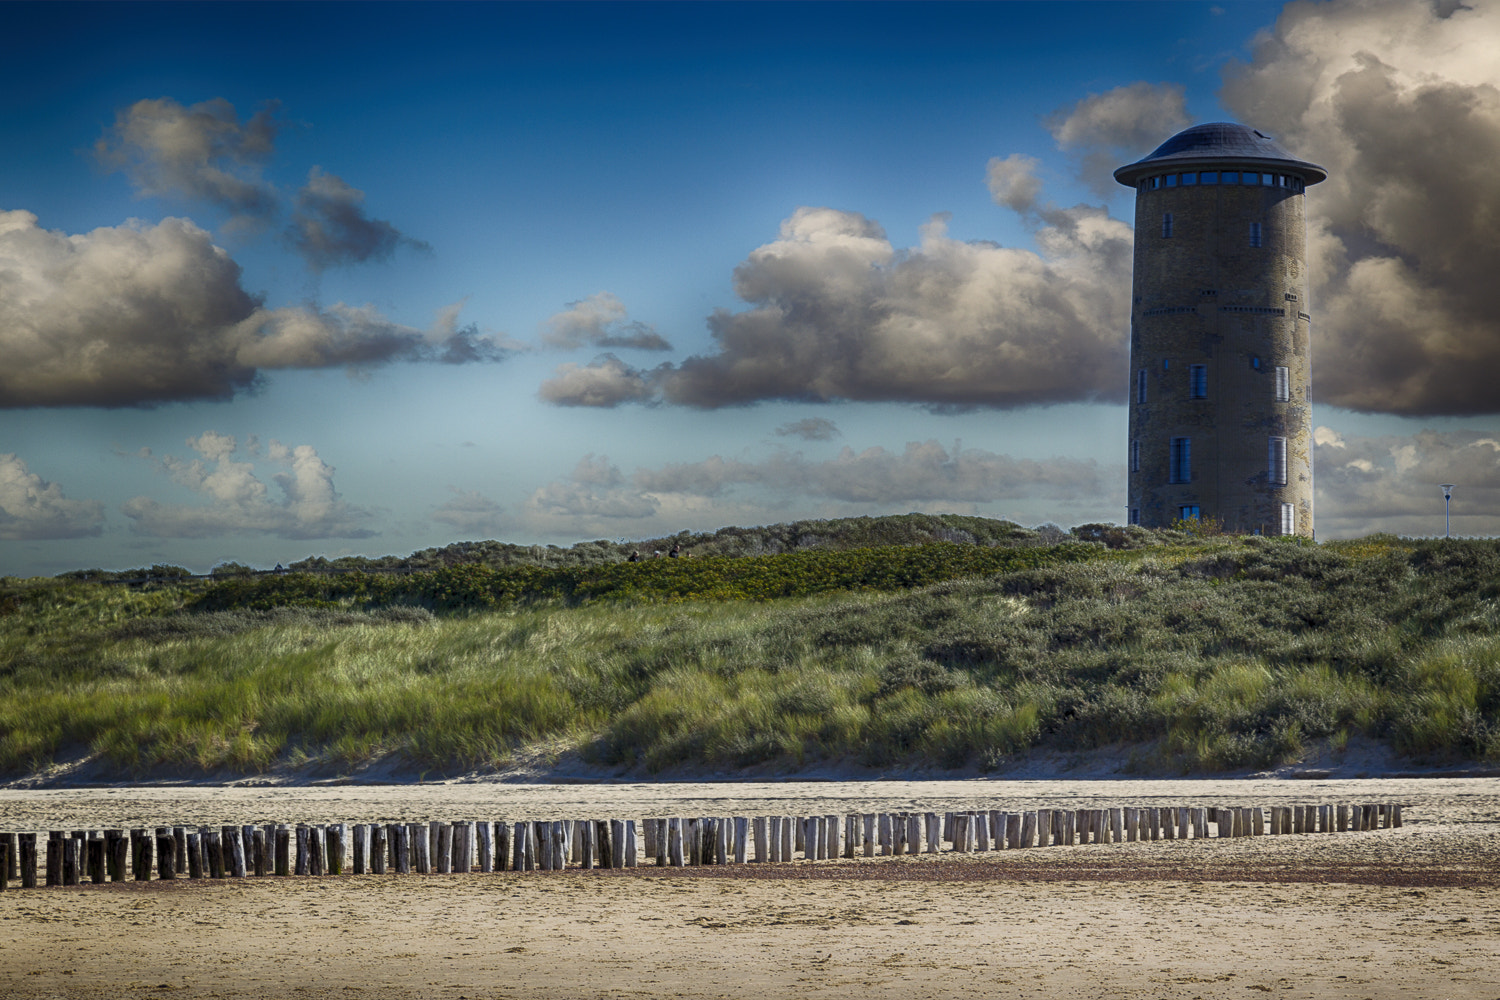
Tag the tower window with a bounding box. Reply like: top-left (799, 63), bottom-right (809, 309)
top-left (1182, 172), bottom-right (1197, 186)
top-left (1130, 439), bottom-right (1140, 472)
top-left (1165, 174), bottom-right (1177, 188)
top-left (1129, 508), bottom-right (1140, 526)
top-left (1275, 366), bottom-right (1290, 401)
top-left (1222, 171), bottom-right (1239, 184)
top-left (1180, 505), bottom-right (1201, 521)
top-left (1280, 502), bottom-right (1296, 535)
top-left (1137, 368), bottom-right (1147, 403)
top-left (1201, 171), bottom-right (1218, 185)
top-left (1162, 213), bottom-right (1174, 238)
top-left (1170, 437), bottom-right (1191, 483)
top-left (1269, 436), bottom-right (1288, 486)
top-left (1251, 356), bottom-right (1261, 370)
top-left (1189, 364), bottom-right (1207, 399)
top-left (1249, 222), bottom-right (1263, 247)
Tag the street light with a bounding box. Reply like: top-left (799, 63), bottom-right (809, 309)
top-left (1440, 484), bottom-right (1455, 538)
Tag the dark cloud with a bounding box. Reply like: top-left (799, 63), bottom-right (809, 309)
top-left (94, 97), bottom-right (280, 229)
top-left (775, 418), bottom-right (841, 441)
top-left (121, 433), bottom-right (375, 539)
top-left (286, 167), bottom-right (429, 271)
top-left (0, 454), bottom-right (105, 540)
top-left (1222, 0), bottom-right (1500, 415)
top-left (1314, 426), bottom-right (1500, 537)
top-left (542, 292), bottom-right (671, 351)
top-left (0, 211), bottom-right (500, 408)
top-left (1045, 82), bottom-right (1192, 195)
top-left (541, 202), bottom-right (1132, 411)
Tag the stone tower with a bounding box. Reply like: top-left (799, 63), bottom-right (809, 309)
top-left (1114, 123), bottom-right (1326, 537)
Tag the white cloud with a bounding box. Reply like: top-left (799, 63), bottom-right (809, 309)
top-left (121, 433), bottom-right (375, 539)
top-left (0, 211), bottom-right (501, 408)
top-left (1045, 82), bottom-right (1192, 194)
top-left (0, 455), bottom-right (105, 540)
top-left (541, 292), bottom-right (671, 351)
top-left (541, 201), bottom-right (1133, 411)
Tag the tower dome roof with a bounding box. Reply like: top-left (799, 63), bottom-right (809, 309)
top-left (1113, 121), bottom-right (1327, 186)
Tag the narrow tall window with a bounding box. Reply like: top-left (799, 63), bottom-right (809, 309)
top-left (1130, 439), bottom-right (1140, 472)
top-left (1162, 212), bottom-right (1174, 238)
top-left (1170, 437), bottom-right (1191, 483)
top-left (1280, 502), bottom-right (1296, 536)
top-left (1274, 365), bottom-right (1290, 401)
top-left (1249, 222), bottom-right (1263, 247)
top-left (1129, 508), bottom-right (1140, 526)
top-left (1137, 369), bottom-right (1147, 403)
top-left (1189, 364), bottom-right (1207, 399)
top-left (1180, 505), bottom-right (1201, 521)
top-left (1269, 436), bottom-right (1288, 486)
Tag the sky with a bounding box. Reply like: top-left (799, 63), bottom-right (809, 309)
top-left (2, 0), bottom-right (1498, 577)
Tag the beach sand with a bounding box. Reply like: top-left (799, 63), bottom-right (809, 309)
top-left (2, 777), bottom-right (1497, 999)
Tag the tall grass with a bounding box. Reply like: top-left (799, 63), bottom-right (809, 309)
top-left (3, 534), bottom-right (1498, 777)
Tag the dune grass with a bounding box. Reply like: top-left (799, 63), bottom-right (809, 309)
top-left (2, 530), bottom-right (1497, 777)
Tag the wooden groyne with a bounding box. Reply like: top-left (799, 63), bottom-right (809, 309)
top-left (0, 802), bottom-right (1403, 889)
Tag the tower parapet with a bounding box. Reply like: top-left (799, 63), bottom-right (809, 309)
top-left (1115, 123), bottom-right (1325, 536)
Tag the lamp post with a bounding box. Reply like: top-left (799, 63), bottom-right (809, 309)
top-left (1440, 484), bottom-right (1455, 538)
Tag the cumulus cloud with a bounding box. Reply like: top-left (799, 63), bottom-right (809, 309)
top-left (121, 432), bottom-right (374, 539)
top-left (286, 167), bottom-right (428, 271)
top-left (541, 292), bottom-right (671, 351)
top-left (1314, 426), bottom-right (1500, 537)
top-left (538, 354), bottom-right (658, 407)
top-left (0, 455), bottom-right (106, 540)
top-left (1221, 0), bottom-right (1500, 415)
top-left (1045, 82), bottom-right (1192, 194)
top-left (775, 418), bottom-right (841, 441)
top-left (542, 201), bottom-right (1132, 411)
top-left (94, 97), bottom-right (280, 230)
top-left (432, 488), bottom-right (508, 537)
top-left (0, 211), bottom-right (500, 408)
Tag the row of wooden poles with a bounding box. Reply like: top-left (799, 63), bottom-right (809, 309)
top-left (0, 801), bottom-right (1403, 890)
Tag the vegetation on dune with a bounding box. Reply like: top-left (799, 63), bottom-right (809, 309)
top-left (1, 518), bottom-right (1497, 778)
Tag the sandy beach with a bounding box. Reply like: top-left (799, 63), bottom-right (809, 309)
top-left (2, 777), bottom-right (1498, 999)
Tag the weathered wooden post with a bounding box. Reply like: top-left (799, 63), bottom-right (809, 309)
top-left (907, 813), bottom-right (922, 855)
top-left (625, 820), bottom-right (639, 868)
top-left (1392, 804), bottom-right (1403, 828)
top-left (494, 822), bottom-right (509, 873)
top-left (436, 823), bottom-right (453, 874)
top-left (208, 829), bottom-right (227, 878)
top-left (667, 817), bottom-right (684, 867)
top-left (154, 833), bottom-right (174, 880)
top-left (62, 836), bottom-right (81, 886)
top-left (86, 837), bottom-right (105, 884)
top-left (594, 819), bottom-right (612, 869)
top-left (779, 815), bottom-right (793, 862)
top-left (1, 832), bottom-right (14, 882)
top-left (19, 834), bottom-right (38, 889)
top-left (226, 825), bottom-right (247, 877)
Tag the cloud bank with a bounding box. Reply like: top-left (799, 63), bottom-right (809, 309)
top-left (541, 201), bottom-right (1133, 411)
top-left (1222, 0), bottom-right (1500, 415)
top-left (0, 211), bottom-right (501, 408)
top-left (1046, 81), bottom-right (1192, 194)
top-left (1314, 425), bottom-right (1500, 537)
top-left (122, 432), bottom-right (375, 539)
top-left (0, 455), bottom-right (106, 540)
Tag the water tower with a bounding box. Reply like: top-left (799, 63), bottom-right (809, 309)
top-left (1114, 123), bottom-right (1326, 536)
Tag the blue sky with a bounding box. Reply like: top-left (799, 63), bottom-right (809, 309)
top-left (3, 0), bottom-right (1498, 576)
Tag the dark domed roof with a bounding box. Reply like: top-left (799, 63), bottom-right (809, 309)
top-left (1114, 122), bottom-right (1326, 186)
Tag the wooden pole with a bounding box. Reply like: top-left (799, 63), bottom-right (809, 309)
top-left (62, 836), bottom-right (80, 886)
top-left (185, 833), bottom-right (202, 878)
top-left (19, 834), bottom-right (37, 889)
top-left (1392, 804), bottom-right (1403, 828)
top-left (1, 832), bottom-right (13, 882)
top-left (908, 813), bottom-right (922, 856)
top-left (436, 823), bottom-right (453, 874)
top-left (154, 833), bottom-right (174, 880)
top-left (208, 830), bottom-right (227, 878)
top-left (87, 837), bottom-right (105, 884)
top-left (780, 815), bottom-right (792, 862)
top-left (733, 817), bottom-right (749, 864)
top-left (668, 817), bottom-right (684, 867)
top-left (494, 822), bottom-right (509, 873)
top-left (226, 825), bottom-right (248, 877)
top-left (252, 829), bottom-right (267, 877)
top-left (625, 820), bottom-right (638, 868)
